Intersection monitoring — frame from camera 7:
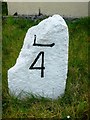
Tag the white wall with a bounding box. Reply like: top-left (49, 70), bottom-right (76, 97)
top-left (7, 0), bottom-right (89, 2)
top-left (7, 2), bottom-right (88, 17)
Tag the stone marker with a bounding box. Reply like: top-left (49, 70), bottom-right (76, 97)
top-left (8, 14), bottom-right (69, 99)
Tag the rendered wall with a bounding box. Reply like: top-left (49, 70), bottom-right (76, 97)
top-left (7, 2), bottom-right (88, 17)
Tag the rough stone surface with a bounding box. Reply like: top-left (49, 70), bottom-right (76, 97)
top-left (8, 14), bottom-right (69, 99)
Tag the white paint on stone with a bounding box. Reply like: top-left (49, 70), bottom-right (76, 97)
top-left (8, 14), bottom-right (69, 99)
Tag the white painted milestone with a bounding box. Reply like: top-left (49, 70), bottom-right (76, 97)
top-left (8, 14), bottom-right (69, 99)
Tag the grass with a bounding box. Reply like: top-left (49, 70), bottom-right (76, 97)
top-left (2, 16), bottom-right (89, 119)
top-left (2, 2), bottom-right (8, 16)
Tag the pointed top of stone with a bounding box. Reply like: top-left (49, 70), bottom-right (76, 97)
top-left (38, 14), bottom-right (67, 27)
